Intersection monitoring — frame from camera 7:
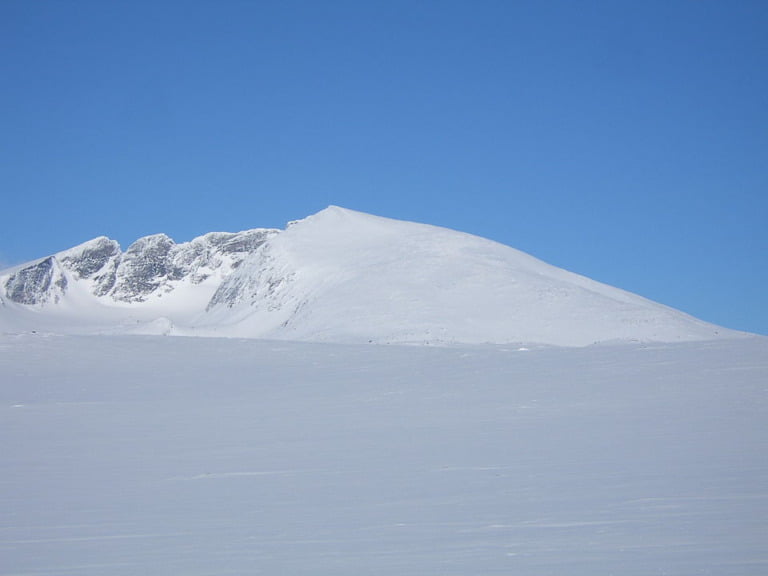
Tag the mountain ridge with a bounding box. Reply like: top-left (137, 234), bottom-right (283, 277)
top-left (0, 206), bottom-right (746, 346)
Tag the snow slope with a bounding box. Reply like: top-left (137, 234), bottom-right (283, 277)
top-left (0, 206), bottom-right (744, 345)
top-left (1, 333), bottom-right (766, 575)
top-left (197, 206), bottom-right (737, 345)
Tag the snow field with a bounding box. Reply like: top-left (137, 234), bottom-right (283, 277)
top-left (1, 334), bottom-right (767, 574)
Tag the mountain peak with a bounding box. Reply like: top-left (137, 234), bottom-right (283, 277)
top-left (287, 205), bottom-right (391, 230)
top-left (0, 208), bottom-right (745, 345)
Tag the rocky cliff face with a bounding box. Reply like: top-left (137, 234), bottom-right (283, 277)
top-left (58, 237), bottom-right (122, 297)
top-left (1, 228), bottom-right (278, 306)
top-left (3, 256), bottom-right (68, 305)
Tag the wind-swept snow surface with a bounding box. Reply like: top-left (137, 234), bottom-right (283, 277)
top-left (0, 206), bottom-right (744, 345)
top-left (1, 334), bottom-right (767, 575)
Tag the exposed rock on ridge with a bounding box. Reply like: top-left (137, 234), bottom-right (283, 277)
top-left (58, 237), bottom-right (122, 296)
top-left (3, 257), bottom-right (68, 305)
top-left (2, 228), bottom-right (277, 306)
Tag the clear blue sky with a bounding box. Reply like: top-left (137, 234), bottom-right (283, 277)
top-left (1, 0), bottom-right (766, 335)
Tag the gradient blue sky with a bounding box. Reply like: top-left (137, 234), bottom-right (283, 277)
top-left (1, 0), bottom-right (766, 335)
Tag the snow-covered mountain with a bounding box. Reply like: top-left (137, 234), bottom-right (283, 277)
top-left (0, 206), bottom-right (743, 345)
top-left (2, 229), bottom-right (277, 305)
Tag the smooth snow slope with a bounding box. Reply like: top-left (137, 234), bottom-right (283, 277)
top-left (1, 334), bottom-right (767, 575)
top-left (198, 206), bottom-right (737, 345)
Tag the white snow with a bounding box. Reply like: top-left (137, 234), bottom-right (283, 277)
top-left (0, 207), bottom-right (748, 345)
top-left (196, 206), bottom-right (742, 345)
top-left (1, 333), bottom-right (766, 575)
top-left (1, 208), bottom-right (762, 573)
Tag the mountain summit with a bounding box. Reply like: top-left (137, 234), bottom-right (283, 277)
top-left (0, 206), bottom-right (740, 345)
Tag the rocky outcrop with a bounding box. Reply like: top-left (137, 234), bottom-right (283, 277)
top-left (1, 228), bottom-right (278, 306)
top-left (58, 237), bottom-right (121, 297)
top-left (111, 234), bottom-right (177, 302)
top-left (3, 257), bottom-right (67, 305)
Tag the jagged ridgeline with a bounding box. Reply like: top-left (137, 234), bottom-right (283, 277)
top-left (0, 206), bottom-right (745, 345)
top-left (2, 230), bottom-right (277, 305)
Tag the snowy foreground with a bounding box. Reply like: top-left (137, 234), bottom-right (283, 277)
top-left (2, 333), bottom-right (767, 575)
